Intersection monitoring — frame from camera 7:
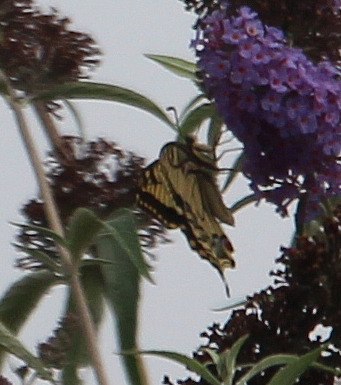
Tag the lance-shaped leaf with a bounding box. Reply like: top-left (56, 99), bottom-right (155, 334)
top-left (61, 265), bottom-right (105, 384)
top-left (12, 223), bottom-right (66, 248)
top-left (223, 334), bottom-right (249, 383)
top-left (96, 208), bottom-right (150, 385)
top-left (179, 94), bottom-right (206, 122)
top-left (0, 321), bottom-right (54, 382)
top-left (145, 54), bottom-right (197, 80)
top-left (221, 152), bottom-right (244, 193)
top-left (266, 345), bottom-right (325, 385)
top-left (0, 271), bottom-right (61, 366)
top-left (137, 350), bottom-right (220, 385)
top-left (13, 244), bottom-right (63, 274)
top-left (34, 82), bottom-right (175, 130)
top-left (64, 100), bottom-right (86, 140)
top-left (235, 353), bottom-right (298, 385)
top-left (205, 334), bottom-right (248, 385)
top-left (230, 193), bottom-right (258, 214)
top-left (101, 209), bottom-right (153, 283)
top-left (207, 113), bottom-right (224, 148)
top-left (178, 103), bottom-right (217, 136)
top-left (65, 208), bottom-right (103, 263)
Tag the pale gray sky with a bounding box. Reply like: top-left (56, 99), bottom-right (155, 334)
top-left (0, 0), bottom-right (294, 384)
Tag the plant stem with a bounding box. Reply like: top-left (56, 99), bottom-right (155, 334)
top-left (1, 74), bottom-right (110, 385)
top-left (33, 100), bottom-right (74, 165)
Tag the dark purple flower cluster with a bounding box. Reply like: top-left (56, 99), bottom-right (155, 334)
top-left (193, 5), bottom-right (341, 218)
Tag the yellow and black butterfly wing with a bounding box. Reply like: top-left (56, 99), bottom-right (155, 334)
top-left (160, 139), bottom-right (235, 225)
top-left (136, 160), bottom-right (183, 229)
top-left (137, 138), bottom-right (236, 295)
top-left (157, 143), bottom-right (236, 270)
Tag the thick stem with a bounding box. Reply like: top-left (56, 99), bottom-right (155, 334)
top-left (3, 76), bottom-right (110, 385)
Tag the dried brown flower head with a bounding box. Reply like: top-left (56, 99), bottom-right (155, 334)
top-left (170, 206), bottom-right (341, 385)
top-left (0, 0), bottom-right (101, 93)
top-left (38, 313), bottom-right (79, 369)
top-left (0, 376), bottom-right (13, 385)
top-left (15, 137), bottom-right (169, 270)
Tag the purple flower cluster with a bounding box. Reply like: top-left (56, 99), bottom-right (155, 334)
top-left (193, 5), bottom-right (341, 218)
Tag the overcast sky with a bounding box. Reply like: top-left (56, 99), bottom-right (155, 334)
top-left (0, 0), bottom-right (294, 384)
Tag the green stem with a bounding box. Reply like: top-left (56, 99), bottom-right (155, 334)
top-left (1, 72), bottom-right (110, 385)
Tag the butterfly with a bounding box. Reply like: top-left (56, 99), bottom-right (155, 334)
top-left (136, 136), bottom-right (235, 296)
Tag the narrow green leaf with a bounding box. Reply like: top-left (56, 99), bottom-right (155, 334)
top-left (222, 334), bottom-right (249, 385)
top-left (96, 209), bottom-right (146, 385)
top-left (0, 271), bottom-right (60, 334)
top-left (34, 81), bottom-right (175, 130)
top-left (201, 349), bottom-right (221, 367)
top-left (66, 208), bottom-right (103, 262)
top-left (62, 365), bottom-right (83, 385)
top-left (0, 271), bottom-right (61, 366)
top-left (101, 208), bottom-right (154, 283)
top-left (179, 103), bottom-right (216, 136)
top-left (230, 194), bottom-right (258, 214)
top-left (207, 113), bottom-right (224, 147)
top-left (235, 354), bottom-right (297, 385)
top-left (0, 321), bottom-right (54, 382)
top-left (312, 361), bottom-right (341, 375)
top-left (64, 100), bottom-right (86, 140)
top-left (179, 94), bottom-right (206, 122)
top-left (139, 350), bottom-right (221, 385)
top-left (145, 54), bottom-right (197, 80)
top-left (61, 265), bottom-right (104, 373)
top-left (80, 258), bottom-right (114, 267)
top-left (266, 346), bottom-right (324, 385)
top-left (11, 222), bottom-right (66, 247)
top-left (212, 297), bottom-right (247, 312)
top-left (13, 244), bottom-right (63, 274)
top-left (221, 153), bottom-right (244, 193)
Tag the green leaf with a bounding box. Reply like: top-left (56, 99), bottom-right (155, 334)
top-left (66, 208), bottom-right (103, 263)
top-left (207, 113), bottom-right (224, 147)
top-left (235, 354), bottom-right (298, 385)
top-left (212, 297), bottom-right (247, 312)
top-left (11, 222), bottom-right (66, 248)
top-left (230, 194), bottom-right (258, 214)
top-left (179, 94), bottom-right (206, 123)
top-left (0, 271), bottom-right (60, 366)
top-left (0, 271), bottom-right (60, 334)
top-left (178, 103), bottom-right (217, 136)
top-left (202, 349), bottom-right (221, 367)
top-left (80, 258), bottom-right (114, 267)
top-left (13, 244), bottom-right (63, 274)
top-left (34, 81), bottom-right (175, 130)
top-left (62, 365), bottom-right (83, 385)
top-left (64, 100), bottom-right (86, 140)
top-left (96, 208), bottom-right (148, 385)
top-left (61, 265), bottom-right (104, 374)
top-left (220, 334), bottom-right (249, 385)
top-left (145, 54), bottom-right (197, 80)
top-left (221, 153), bottom-right (244, 193)
top-left (101, 208), bottom-right (154, 283)
top-left (138, 350), bottom-right (221, 385)
top-left (266, 345), bottom-right (324, 385)
top-left (0, 321), bottom-right (54, 382)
